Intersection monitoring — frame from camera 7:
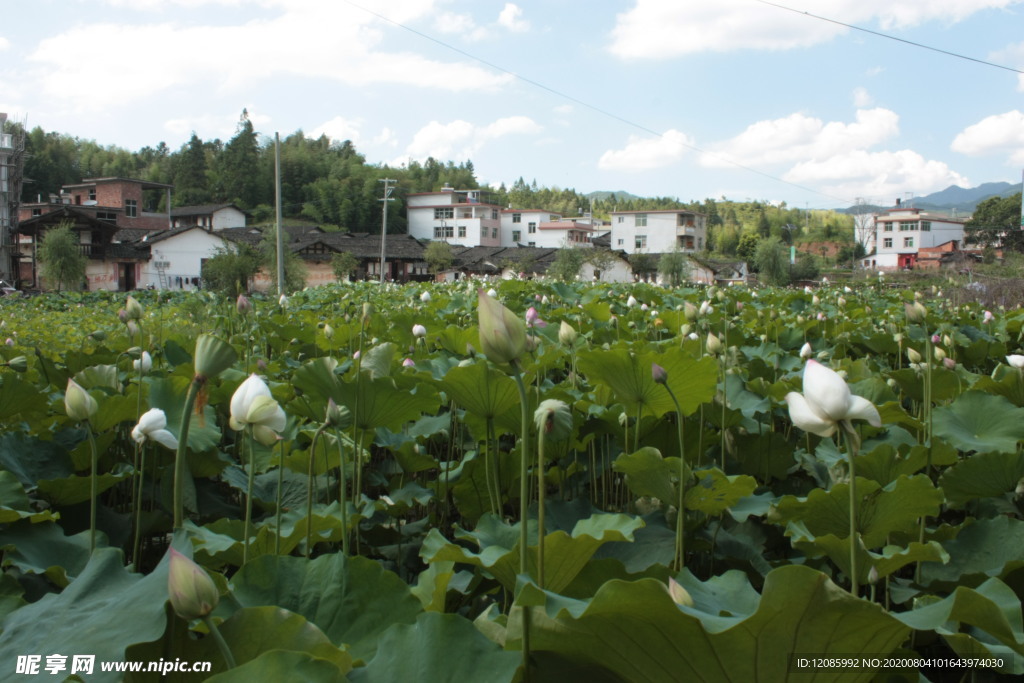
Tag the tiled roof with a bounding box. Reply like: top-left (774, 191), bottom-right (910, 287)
top-left (170, 203), bottom-right (249, 217)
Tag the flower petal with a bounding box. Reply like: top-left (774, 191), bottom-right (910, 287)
top-left (802, 360), bottom-right (852, 422)
top-left (150, 429), bottom-right (179, 450)
top-left (231, 374), bottom-right (271, 423)
top-left (845, 395), bottom-right (882, 428)
top-left (785, 391), bottom-right (837, 437)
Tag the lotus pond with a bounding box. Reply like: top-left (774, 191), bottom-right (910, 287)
top-left (1, 279), bottom-right (1023, 682)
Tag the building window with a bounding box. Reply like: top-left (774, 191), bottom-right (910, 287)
top-left (899, 221), bottom-right (915, 231)
top-left (491, 228), bottom-right (498, 238)
top-left (617, 216), bottom-right (624, 223)
top-left (458, 226), bottom-right (466, 238)
top-left (550, 215), bottom-right (558, 222)
top-left (921, 221), bottom-right (931, 232)
top-left (617, 238), bottom-right (624, 246)
top-left (904, 237), bottom-right (914, 248)
top-left (677, 214), bottom-right (694, 227)
top-left (512, 230), bottom-right (521, 242)
top-left (528, 241), bottom-right (535, 247)
top-left (883, 238), bottom-right (893, 248)
top-left (88, 189), bottom-right (96, 202)
top-left (434, 225), bottom-right (453, 239)
top-left (635, 235), bottom-right (647, 249)
top-left (481, 227), bottom-right (487, 238)
top-left (434, 207), bottom-right (454, 220)
top-left (512, 213), bottom-right (521, 223)
top-left (636, 214), bottom-right (647, 227)
top-left (97, 212), bottom-right (117, 223)
top-left (883, 223), bottom-right (893, 231)
top-left (125, 199), bottom-right (138, 218)
top-left (528, 222), bottom-right (536, 234)
top-left (492, 210), bottom-right (498, 219)
top-left (32, 208), bottom-right (42, 216)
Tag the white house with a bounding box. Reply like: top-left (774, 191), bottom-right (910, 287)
top-left (407, 186), bottom-right (503, 247)
top-left (170, 204), bottom-right (248, 231)
top-left (863, 206), bottom-right (966, 270)
top-left (608, 209), bottom-right (707, 254)
top-left (500, 208), bottom-right (561, 246)
top-left (138, 226), bottom-right (233, 290)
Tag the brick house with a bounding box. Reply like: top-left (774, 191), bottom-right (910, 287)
top-left (19, 177), bottom-right (173, 232)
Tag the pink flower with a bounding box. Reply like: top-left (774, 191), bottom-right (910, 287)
top-left (403, 358), bottom-right (415, 368)
top-left (525, 307), bottom-right (547, 328)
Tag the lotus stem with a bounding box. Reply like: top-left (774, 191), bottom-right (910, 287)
top-left (537, 420), bottom-right (546, 589)
top-left (662, 383), bottom-right (687, 572)
top-left (174, 377), bottom-right (204, 529)
top-left (243, 425), bottom-right (256, 565)
top-left (335, 427), bottom-right (350, 557)
top-left (306, 422), bottom-right (329, 559)
top-left (842, 425), bottom-right (860, 597)
top-left (131, 441), bottom-right (148, 572)
top-left (274, 439), bottom-right (285, 557)
top-left (202, 616), bottom-right (237, 670)
top-left (510, 360), bottom-right (532, 682)
top-left (85, 421), bottom-right (99, 554)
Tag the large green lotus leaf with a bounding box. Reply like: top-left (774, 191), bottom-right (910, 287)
top-left (421, 513), bottom-right (643, 594)
top-left (893, 577), bottom-right (1024, 673)
top-left (0, 572), bottom-right (25, 624)
top-left (291, 356), bottom-right (343, 404)
top-left (90, 391), bottom-right (141, 433)
top-left (206, 650), bottom-right (348, 683)
top-left (921, 517), bottom-right (1024, 586)
top-left (972, 368), bottom-right (1024, 407)
top-left (733, 431), bottom-right (796, 483)
top-left (148, 377), bottom-right (223, 453)
top-left (932, 391), bottom-right (1024, 455)
top-left (439, 359), bottom-right (518, 422)
top-left (0, 471), bottom-right (58, 523)
top-left (513, 565), bottom-right (909, 683)
top-left (73, 364), bottom-right (122, 393)
top-left (577, 345), bottom-right (717, 418)
top-left (36, 471), bottom-right (130, 506)
top-left (938, 451), bottom-right (1024, 505)
top-left (0, 548), bottom-right (170, 683)
top-left (0, 520), bottom-right (96, 587)
top-left (888, 366), bottom-right (962, 403)
top-left (0, 432), bottom-right (75, 488)
top-left (612, 447), bottom-right (676, 504)
top-left (411, 561), bottom-right (455, 612)
top-left (231, 553), bottom-right (421, 662)
top-left (854, 444), bottom-right (927, 486)
top-left (787, 521), bottom-right (949, 584)
top-left (685, 469), bottom-right (757, 516)
top-left (0, 375), bottom-right (49, 422)
top-left (772, 475), bottom-right (942, 549)
top-left (348, 612), bottom-right (520, 683)
top-left (723, 373), bottom-right (770, 417)
top-left (336, 376), bottom-right (440, 432)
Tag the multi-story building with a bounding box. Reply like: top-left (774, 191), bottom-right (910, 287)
top-left (863, 206), bottom-right (966, 270)
top-left (19, 177), bottom-right (173, 232)
top-left (406, 186), bottom-right (504, 247)
top-left (608, 209), bottom-right (707, 254)
top-left (0, 113), bottom-right (25, 283)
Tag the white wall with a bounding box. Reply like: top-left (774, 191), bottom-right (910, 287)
top-left (140, 229), bottom-right (232, 290)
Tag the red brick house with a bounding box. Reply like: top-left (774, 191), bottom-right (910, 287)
top-left (19, 177), bottom-right (173, 232)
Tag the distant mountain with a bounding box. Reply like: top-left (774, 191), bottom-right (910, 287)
top-left (586, 190), bottom-right (643, 203)
top-left (839, 181), bottom-right (1022, 216)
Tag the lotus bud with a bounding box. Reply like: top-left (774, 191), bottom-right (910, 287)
top-left (641, 303), bottom-right (649, 312)
top-left (933, 347), bottom-right (946, 362)
top-left (797, 315), bottom-right (805, 324)
top-left (837, 297), bottom-right (846, 307)
top-left (706, 333), bottom-right (722, 355)
top-left (651, 362), bottom-right (668, 385)
top-left (559, 321), bottom-right (577, 345)
top-left (193, 334), bottom-right (237, 380)
top-left (126, 321), bottom-right (139, 337)
top-left (487, 288), bottom-right (498, 298)
top-left (402, 357), bottom-right (415, 368)
top-left (1006, 355), bottom-right (1024, 369)
top-left (256, 358), bottom-right (267, 372)
top-left (943, 357), bottom-right (956, 370)
top-left (868, 565), bottom-right (880, 586)
top-left (6, 356), bottom-right (27, 372)
top-left (412, 324), bottom-right (426, 338)
top-left (117, 309), bottom-right (129, 324)
top-left (812, 295), bottom-right (820, 305)
top-left (65, 378), bottom-right (98, 421)
top-left (887, 378), bottom-right (898, 389)
top-left (668, 578), bottom-right (695, 607)
top-left (893, 333), bottom-right (903, 343)
top-left (1016, 477), bottom-right (1024, 497)
top-left (133, 351), bottom-right (153, 374)
top-left (420, 291), bottom-right (431, 303)
top-left (983, 310), bottom-right (994, 323)
top-left (125, 296), bottom-right (144, 321)
top-left (716, 290), bottom-right (725, 302)
top-left (627, 295), bottom-right (638, 308)
top-left (680, 323), bottom-right (692, 337)
top-left (167, 548), bottom-right (219, 621)
top-left (683, 302), bottom-right (697, 321)
top-left (325, 398), bottom-right (349, 427)
top-left (236, 294), bottom-right (251, 315)
top-left (525, 335), bottom-right (538, 352)
top-left (904, 302), bottom-right (926, 323)
top-left (906, 348), bottom-right (922, 364)
top-left (477, 289), bottom-right (526, 364)
top-left (362, 302), bottom-right (373, 324)
top-left (943, 335), bottom-right (952, 347)
top-left (688, 332), bottom-right (698, 340)
top-left (533, 398), bottom-right (573, 441)
top-left (278, 294), bottom-right (288, 308)
top-left (931, 334), bottom-right (941, 344)
top-left (324, 324), bottom-right (334, 340)
top-left (699, 301), bottom-right (711, 316)
top-left (525, 307), bottom-right (542, 327)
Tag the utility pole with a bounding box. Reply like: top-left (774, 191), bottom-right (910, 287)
top-left (378, 178), bottom-right (396, 284)
top-left (274, 133), bottom-right (284, 296)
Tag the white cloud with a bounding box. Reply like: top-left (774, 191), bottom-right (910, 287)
top-left (498, 3), bottom-right (530, 32)
top-left (989, 41), bottom-right (1024, 91)
top-left (784, 149), bottom-right (969, 200)
top-left (25, 3), bottom-right (508, 113)
top-left (400, 115), bottom-right (541, 162)
top-left (598, 129), bottom-right (693, 172)
top-left (702, 108), bottom-right (899, 168)
top-left (951, 110), bottom-right (1024, 164)
top-left (310, 116), bottom-right (364, 144)
top-left (0, 37), bottom-right (10, 51)
top-left (608, 0), bottom-right (1017, 59)
top-left (433, 11), bottom-right (488, 42)
top-left (164, 109), bottom-right (272, 141)
top-left (853, 87), bottom-right (874, 107)
top-left (554, 104), bottom-right (573, 114)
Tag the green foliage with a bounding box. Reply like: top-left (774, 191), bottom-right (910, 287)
top-left (37, 221), bottom-right (87, 292)
top-left (657, 250), bottom-right (690, 286)
top-left (200, 245), bottom-right (259, 297)
top-left (965, 192), bottom-right (1023, 251)
top-left (548, 247), bottom-right (587, 281)
top-left (753, 236), bottom-right (790, 285)
top-left (424, 240), bottom-right (453, 274)
top-left (736, 232), bottom-right (760, 263)
top-left (330, 251), bottom-right (359, 281)
top-left (628, 252), bottom-right (656, 276)
top-left (260, 227), bottom-right (307, 293)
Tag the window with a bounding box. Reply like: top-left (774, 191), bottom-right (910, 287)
top-left (32, 208), bottom-right (42, 216)
top-left (492, 210), bottom-right (498, 219)
top-left (899, 221), bottom-right (915, 231)
top-left (512, 230), bottom-right (521, 242)
top-left (677, 214), bottom-right (694, 227)
top-left (434, 225), bottom-right (453, 239)
top-left (636, 214), bottom-right (648, 227)
top-left (528, 222), bottom-right (537, 234)
top-left (883, 223), bottom-right (893, 232)
top-left (920, 221), bottom-right (931, 232)
top-left (88, 189), bottom-right (96, 201)
top-left (528, 241), bottom-right (535, 247)
top-left (904, 237), bottom-right (914, 248)
top-left (550, 215), bottom-right (558, 222)
top-left (125, 199), bottom-right (138, 218)
top-left (617, 216), bottom-right (624, 224)
top-left (635, 235), bottom-right (647, 249)
top-left (883, 238), bottom-right (893, 248)
top-left (97, 212), bottom-right (117, 223)
top-left (491, 228), bottom-right (498, 238)
top-left (458, 226), bottom-right (466, 238)
top-left (512, 213), bottom-right (522, 223)
top-left (481, 227), bottom-right (487, 238)
top-left (434, 208), bottom-right (454, 220)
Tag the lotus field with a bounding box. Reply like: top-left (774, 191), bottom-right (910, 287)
top-left (2, 279), bottom-right (1024, 682)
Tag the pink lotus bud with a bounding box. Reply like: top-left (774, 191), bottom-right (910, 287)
top-left (167, 548), bottom-right (219, 620)
top-left (236, 294), bottom-right (251, 315)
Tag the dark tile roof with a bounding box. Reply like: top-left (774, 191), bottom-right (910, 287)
top-left (112, 228), bottom-right (152, 243)
top-left (170, 203), bottom-right (250, 217)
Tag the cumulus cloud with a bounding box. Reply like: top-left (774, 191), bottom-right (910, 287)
top-left (608, 0), bottom-right (1016, 59)
top-left (598, 129), bottom-right (694, 172)
top-left (989, 41), bottom-right (1024, 91)
top-left (433, 11), bottom-right (488, 42)
top-left (26, 2), bottom-right (508, 112)
top-left (0, 37), bottom-right (10, 51)
top-left (951, 110), bottom-right (1024, 164)
top-left (853, 87), bottom-right (874, 107)
top-left (784, 149), bottom-right (969, 199)
top-left (400, 115), bottom-right (541, 162)
top-left (164, 109), bottom-right (271, 141)
top-left (498, 4), bottom-right (530, 32)
top-left (702, 108), bottom-right (899, 168)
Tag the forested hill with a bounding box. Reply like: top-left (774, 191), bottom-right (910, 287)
top-left (10, 110), bottom-right (850, 246)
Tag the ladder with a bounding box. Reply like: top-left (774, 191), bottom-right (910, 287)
top-left (154, 261), bottom-right (169, 289)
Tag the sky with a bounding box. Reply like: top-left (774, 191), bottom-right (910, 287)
top-left (2, 0), bottom-right (1024, 210)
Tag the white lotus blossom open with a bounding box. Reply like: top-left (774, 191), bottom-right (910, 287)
top-left (133, 351), bottom-right (152, 374)
top-left (229, 374), bottom-right (287, 446)
top-left (131, 408), bottom-right (178, 450)
top-left (785, 360), bottom-right (881, 438)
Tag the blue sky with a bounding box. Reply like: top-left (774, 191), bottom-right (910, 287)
top-left (2, 0), bottom-right (1023, 209)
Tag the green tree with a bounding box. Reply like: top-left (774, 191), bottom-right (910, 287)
top-left (330, 251), bottom-right (359, 282)
top-left (585, 248), bottom-right (620, 281)
top-left (37, 222), bottom-right (87, 291)
top-left (736, 232), bottom-right (761, 263)
top-left (658, 250), bottom-right (691, 287)
top-left (629, 252), bottom-right (657, 278)
top-left (173, 133), bottom-right (210, 206)
top-left (965, 193), bottom-right (1023, 251)
top-left (424, 240), bottom-right (454, 274)
top-left (754, 236), bottom-right (791, 286)
top-left (200, 245), bottom-right (260, 297)
top-left (548, 247), bottom-right (586, 282)
top-left (220, 110), bottom-right (263, 208)
top-left (260, 227), bottom-right (307, 293)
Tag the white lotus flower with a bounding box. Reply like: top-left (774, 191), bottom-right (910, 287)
top-left (131, 408), bottom-right (178, 449)
top-left (1007, 355), bottom-right (1024, 369)
top-left (133, 351), bottom-right (152, 374)
top-left (627, 295), bottom-right (638, 308)
top-left (420, 291), bottom-right (431, 303)
top-left (784, 360), bottom-right (881, 438)
top-left (229, 374), bottom-right (286, 446)
top-left (412, 324), bottom-right (427, 338)
top-left (800, 342), bottom-right (812, 359)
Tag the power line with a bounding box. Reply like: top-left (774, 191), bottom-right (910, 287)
top-left (341, 0), bottom-right (855, 207)
top-left (754, 0), bottom-right (1024, 75)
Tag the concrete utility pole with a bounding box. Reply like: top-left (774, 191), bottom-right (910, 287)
top-left (274, 132), bottom-right (284, 296)
top-left (378, 178), bottom-right (395, 284)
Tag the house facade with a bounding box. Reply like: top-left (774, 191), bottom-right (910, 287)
top-left (863, 207), bottom-right (966, 270)
top-left (20, 177), bottom-right (173, 232)
top-left (407, 187), bottom-right (504, 247)
top-left (170, 204), bottom-right (248, 231)
top-left (608, 209), bottom-right (707, 254)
